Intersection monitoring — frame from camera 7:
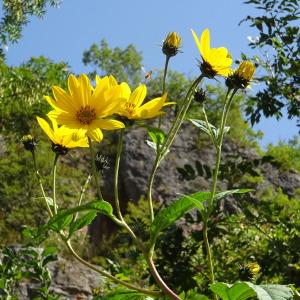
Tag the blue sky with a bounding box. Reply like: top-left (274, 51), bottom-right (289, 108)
top-left (2, 0), bottom-right (298, 147)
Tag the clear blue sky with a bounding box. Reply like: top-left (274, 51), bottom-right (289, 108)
top-left (2, 0), bottom-right (298, 148)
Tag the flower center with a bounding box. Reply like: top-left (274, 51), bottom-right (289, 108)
top-left (76, 106), bottom-right (96, 125)
top-left (125, 102), bottom-right (136, 116)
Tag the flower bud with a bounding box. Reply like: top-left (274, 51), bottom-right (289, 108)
top-left (238, 262), bottom-right (261, 281)
top-left (193, 88), bottom-right (206, 104)
top-left (162, 32), bottom-right (182, 57)
top-left (20, 135), bottom-right (38, 152)
top-left (225, 61), bottom-right (255, 90)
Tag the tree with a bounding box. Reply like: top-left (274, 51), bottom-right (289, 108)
top-left (0, 0), bottom-right (61, 57)
top-left (83, 39), bottom-right (143, 86)
top-left (240, 0), bottom-right (300, 128)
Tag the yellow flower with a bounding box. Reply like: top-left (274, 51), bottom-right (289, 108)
top-left (117, 83), bottom-right (173, 120)
top-left (45, 74), bottom-right (125, 143)
top-left (162, 32), bottom-right (182, 57)
top-left (238, 262), bottom-right (261, 281)
top-left (191, 28), bottom-right (232, 78)
top-left (37, 117), bottom-right (88, 148)
top-left (225, 61), bottom-right (256, 90)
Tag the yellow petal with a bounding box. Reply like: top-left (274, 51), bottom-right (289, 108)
top-left (129, 84), bottom-right (147, 107)
top-left (136, 94), bottom-right (168, 114)
top-left (108, 75), bottom-right (118, 87)
top-left (47, 110), bottom-right (79, 128)
top-left (92, 119), bottom-right (125, 130)
top-left (52, 86), bottom-right (78, 112)
top-left (200, 28), bottom-right (210, 60)
top-left (119, 82), bottom-right (131, 100)
top-left (44, 96), bottom-right (66, 112)
top-left (36, 116), bottom-right (58, 144)
top-left (191, 29), bottom-right (202, 55)
top-left (78, 74), bottom-right (92, 106)
top-left (87, 128), bottom-right (103, 142)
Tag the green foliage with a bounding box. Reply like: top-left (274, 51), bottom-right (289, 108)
top-left (47, 200), bottom-right (114, 236)
top-left (94, 288), bottom-right (155, 300)
top-left (0, 56), bottom-right (68, 134)
top-left (83, 39), bottom-right (143, 86)
top-left (0, 245), bottom-right (59, 299)
top-left (265, 137), bottom-right (300, 172)
top-left (210, 282), bottom-right (293, 300)
top-left (188, 84), bottom-right (263, 147)
top-left (150, 191), bottom-right (209, 243)
top-left (241, 0), bottom-right (300, 127)
top-left (0, 0), bottom-right (60, 57)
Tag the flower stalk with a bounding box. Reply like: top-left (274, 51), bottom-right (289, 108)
top-left (88, 137), bottom-right (103, 201)
top-left (202, 88), bottom-right (238, 300)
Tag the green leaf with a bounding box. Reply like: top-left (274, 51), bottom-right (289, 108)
top-left (211, 282), bottom-right (293, 300)
top-left (190, 119), bottom-right (217, 140)
top-left (69, 211), bottom-right (97, 236)
top-left (47, 200), bottom-right (113, 232)
top-left (210, 282), bottom-right (256, 300)
top-left (150, 191), bottom-right (211, 242)
top-left (215, 189), bottom-right (254, 201)
top-left (248, 283), bottom-right (293, 300)
top-left (99, 288), bottom-right (155, 300)
top-left (145, 126), bottom-right (165, 145)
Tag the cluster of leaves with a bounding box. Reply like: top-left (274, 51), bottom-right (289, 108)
top-left (0, 245), bottom-right (59, 299)
top-left (265, 136), bottom-right (300, 172)
top-left (83, 39), bottom-right (143, 86)
top-left (0, 56), bottom-right (68, 134)
top-left (0, 0), bottom-right (60, 57)
top-left (240, 0), bottom-right (300, 127)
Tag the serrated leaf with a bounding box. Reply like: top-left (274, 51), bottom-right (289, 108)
top-left (150, 191), bottom-right (211, 242)
top-left (210, 282), bottom-right (256, 300)
top-left (69, 211), bottom-right (97, 236)
top-left (47, 200), bottom-right (113, 232)
top-left (248, 283), bottom-right (293, 300)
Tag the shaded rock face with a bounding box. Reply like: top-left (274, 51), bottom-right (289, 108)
top-left (17, 257), bottom-right (104, 300)
top-left (89, 122), bottom-right (300, 245)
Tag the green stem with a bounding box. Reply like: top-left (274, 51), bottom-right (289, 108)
top-left (114, 131), bottom-right (180, 299)
top-left (203, 223), bottom-right (215, 286)
top-left (146, 75), bottom-right (204, 225)
top-left (202, 88), bottom-right (238, 300)
top-left (162, 55), bottom-right (170, 95)
top-left (73, 174), bottom-right (92, 222)
top-left (65, 240), bottom-right (162, 298)
top-left (52, 153), bottom-right (59, 214)
top-left (158, 55), bottom-right (170, 130)
top-left (207, 89), bottom-right (237, 214)
top-left (159, 75), bottom-right (204, 161)
top-left (31, 151), bottom-right (53, 217)
top-left (114, 129), bottom-right (125, 220)
top-left (88, 137), bottom-right (103, 200)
